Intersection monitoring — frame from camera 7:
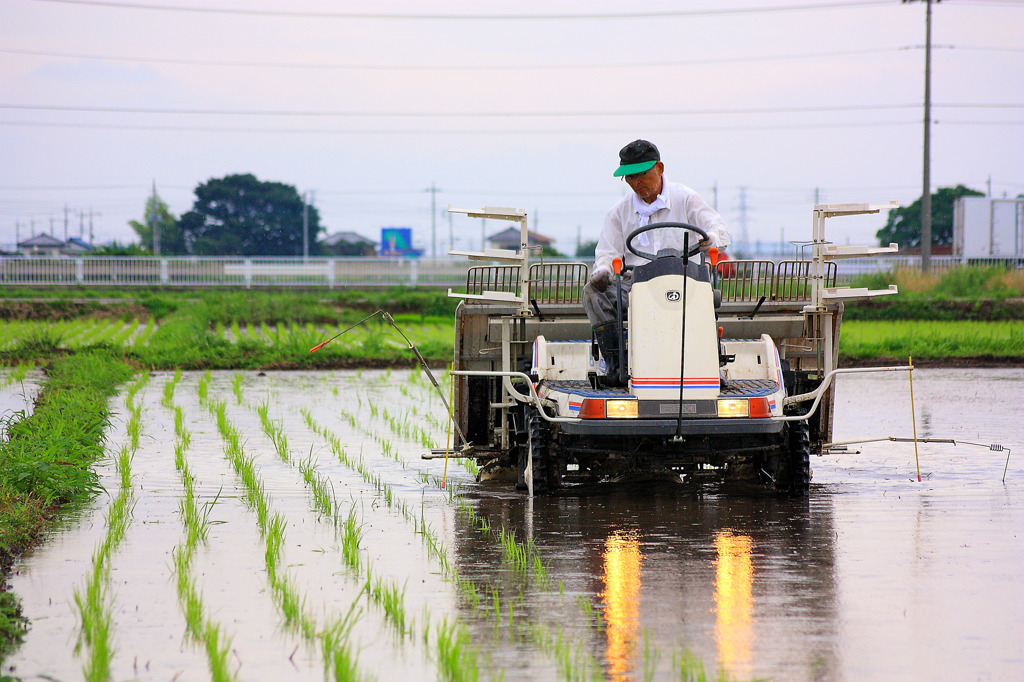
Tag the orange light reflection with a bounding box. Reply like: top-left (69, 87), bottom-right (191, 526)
top-left (714, 531), bottom-right (754, 680)
top-left (600, 532), bottom-right (642, 681)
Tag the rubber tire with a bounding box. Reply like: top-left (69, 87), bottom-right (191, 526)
top-left (787, 418), bottom-right (811, 496)
top-left (517, 407), bottom-right (558, 494)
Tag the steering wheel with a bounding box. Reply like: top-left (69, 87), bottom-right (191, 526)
top-left (626, 221), bottom-right (709, 261)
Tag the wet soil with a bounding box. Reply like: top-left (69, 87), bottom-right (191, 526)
top-left (3, 368), bottom-right (1022, 681)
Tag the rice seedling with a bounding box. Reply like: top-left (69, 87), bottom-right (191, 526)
top-left (642, 628), bottom-right (661, 682)
top-left (366, 572), bottom-right (409, 636)
top-left (434, 617), bottom-right (480, 682)
top-left (231, 372), bottom-right (244, 405)
top-left (320, 605), bottom-right (365, 682)
top-left (670, 647), bottom-right (727, 682)
top-left (130, 317), bottom-right (156, 349)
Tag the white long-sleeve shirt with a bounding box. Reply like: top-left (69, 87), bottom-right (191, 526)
top-left (593, 179), bottom-right (731, 276)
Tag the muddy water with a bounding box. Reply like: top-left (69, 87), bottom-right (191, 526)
top-left (4, 368), bottom-right (1022, 681)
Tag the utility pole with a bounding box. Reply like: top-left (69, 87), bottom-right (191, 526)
top-left (64, 204), bottom-right (69, 241)
top-left (303, 190), bottom-right (309, 261)
top-left (904, 0), bottom-right (938, 272)
top-left (481, 218), bottom-right (486, 253)
top-left (425, 182), bottom-right (440, 258)
top-left (712, 181), bottom-right (718, 211)
top-left (150, 181), bottom-right (160, 256)
top-left (737, 186), bottom-right (749, 254)
top-left (921, 0), bottom-right (934, 273)
top-left (89, 209), bottom-right (95, 245)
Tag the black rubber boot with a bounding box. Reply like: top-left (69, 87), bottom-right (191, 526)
top-left (593, 322), bottom-right (624, 387)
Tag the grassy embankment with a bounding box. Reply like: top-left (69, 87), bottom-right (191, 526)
top-left (841, 267), bottom-right (1024, 364)
top-left (0, 350), bottom-right (134, 660)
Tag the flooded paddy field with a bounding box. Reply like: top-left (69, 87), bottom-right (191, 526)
top-left (0, 364), bottom-right (42, 438)
top-left (4, 367), bottom-right (1022, 681)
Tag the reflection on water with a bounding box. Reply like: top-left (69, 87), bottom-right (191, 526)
top-left (714, 532), bottom-right (754, 680)
top-left (600, 532), bottom-right (642, 680)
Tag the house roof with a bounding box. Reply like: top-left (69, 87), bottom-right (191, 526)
top-left (19, 233), bottom-right (65, 248)
top-left (323, 231), bottom-right (376, 246)
top-left (488, 227), bottom-right (554, 246)
top-left (66, 237), bottom-right (93, 250)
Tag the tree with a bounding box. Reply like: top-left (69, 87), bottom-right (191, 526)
top-left (129, 191), bottom-right (185, 255)
top-left (178, 174), bottom-right (321, 256)
top-left (576, 240), bottom-right (598, 258)
top-left (92, 240), bottom-right (150, 256)
top-left (876, 185), bottom-right (983, 249)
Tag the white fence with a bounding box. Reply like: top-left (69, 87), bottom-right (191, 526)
top-left (0, 255), bottom-right (1018, 288)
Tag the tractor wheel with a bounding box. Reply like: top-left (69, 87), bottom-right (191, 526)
top-left (786, 417), bottom-right (811, 496)
top-left (516, 406), bottom-right (559, 493)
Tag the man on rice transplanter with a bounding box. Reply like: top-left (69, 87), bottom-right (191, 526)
top-left (583, 139), bottom-right (731, 386)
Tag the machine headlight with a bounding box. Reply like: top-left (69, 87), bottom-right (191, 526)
top-left (606, 400), bottom-right (639, 419)
top-left (717, 399), bottom-right (749, 418)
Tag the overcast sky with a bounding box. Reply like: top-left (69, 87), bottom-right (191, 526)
top-left (2, 0), bottom-right (1022, 256)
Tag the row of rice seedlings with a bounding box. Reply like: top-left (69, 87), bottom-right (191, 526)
top-left (85, 320), bottom-right (126, 347)
top-left (231, 373), bottom-right (245, 405)
top-left (404, 383), bottom-right (723, 681)
top-left (301, 410), bottom-right (417, 531)
top-left (285, 375), bottom-right (704, 680)
top-left (73, 374), bottom-right (147, 682)
top-left (304, 406), bottom-right (604, 680)
top-left (362, 386), bottom-right (548, 587)
top-left (0, 319), bottom-right (64, 350)
top-left (130, 318), bottom-right (156, 349)
top-left (162, 374), bottom-right (236, 681)
top-left (115, 319), bottom-right (141, 345)
top-left (243, 385), bottom-right (486, 679)
top-left (357, 381), bottom-right (615, 680)
top-left (299, 410), bottom-right (492, 679)
top-left (197, 381), bottom-right (367, 680)
top-left (0, 359), bottom-right (33, 388)
top-left (246, 395), bottom-right (416, 641)
top-left (255, 400), bottom-right (292, 466)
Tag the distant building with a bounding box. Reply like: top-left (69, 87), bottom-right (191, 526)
top-left (16, 234), bottom-right (94, 258)
top-left (321, 231), bottom-right (377, 257)
top-left (64, 237), bottom-right (94, 255)
top-left (18, 233), bottom-right (66, 258)
top-left (487, 226), bottom-right (555, 252)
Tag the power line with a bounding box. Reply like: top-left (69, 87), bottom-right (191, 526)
top-left (0, 119), bottom-right (933, 134)
top-left (0, 184), bottom-right (143, 190)
top-left (0, 45), bottom-right (928, 72)
top-left (30, 0), bottom-right (896, 20)
top-left (4, 119), bottom-right (1018, 135)
top-left (4, 102), bottom-right (1017, 118)
top-left (0, 102), bottom-right (969, 118)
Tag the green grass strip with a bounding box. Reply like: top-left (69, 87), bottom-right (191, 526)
top-left (841, 320), bottom-right (1024, 360)
top-left (0, 349), bottom-right (133, 661)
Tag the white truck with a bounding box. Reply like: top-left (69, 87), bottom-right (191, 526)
top-left (954, 196), bottom-right (1024, 260)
